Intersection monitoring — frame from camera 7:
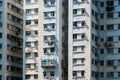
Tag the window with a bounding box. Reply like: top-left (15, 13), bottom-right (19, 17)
top-left (0, 1), bottom-right (2, 7)
top-left (43, 72), bottom-right (46, 77)
top-left (100, 49), bottom-right (104, 54)
top-left (44, 11), bottom-right (55, 18)
top-left (107, 13), bottom-right (113, 18)
top-left (73, 71), bottom-right (77, 76)
top-left (7, 13), bottom-right (23, 24)
top-left (81, 58), bottom-right (84, 63)
top-left (92, 9), bottom-right (94, 16)
top-left (0, 12), bottom-right (2, 18)
top-left (7, 3), bottom-right (22, 15)
top-left (73, 22), bottom-right (77, 27)
top-left (34, 0), bottom-right (38, 3)
top-left (73, 59), bottom-right (77, 64)
top-left (118, 12), bottom-right (120, 17)
top-left (26, 19), bottom-right (38, 25)
top-left (73, 9), bottom-right (77, 15)
top-left (26, 0), bottom-right (31, 4)
top-left (118, 60), bottom-right (120, 65)
top-left (100, 25), bottom-right (104, 31)
top-left (118, 36), bottom-right (120, 41)
top-left (50, 47), bottom-right (55, 53)
top-left (44, 23), bottom-right (55, 30)
top-left (50, 71), bottom-right (54, 77)
top-left (107, 36), bottom-right (113, 41)
top-left (81, 9), bottom-right (85, 14)
top-left (100, 38), bottom-right (104, 42)
top-left (100, 60), bottom-right (104, 66)
top-left (73, 46), bottom-right (77, 51)
top-left (107, 48), bottom-right (113, 54)
top-left (26, 64), bottom-right (30, 68)
top-left (25, 75), bottom-right (30, 79)
top-left (0, 22), bottom-right (2, 27)
top-left (81, 46), bottom-right (84, 51)
top-left (26, 20), bottom-right (31, 25)
top-left (0, 54), bottom-right (2, 59)
top-left (73, 0), bottom-right (84, 4)
top-left (107, 72), bottom-right (114, 78)
top-left (107, 24), bottom-right (114, 30)
top-left (26, 9), bottom-right (31, 14)
top-left (73, 34), bottom-right (77, 40)
top-left (100, 14), bottom-right (104, 19)
top-left (0, 65), bottom-right (2, 70)
top-left (0, 75), bottom-right (1, 80)
top-left (0, 33), bottom-right (2, 38)
top-left (51, 12), bottom-right (55, 17)
top-left (107, 1), bottom-right (114, 6)
top-left (26, 42), bottom-right (31, 47)
top-left (118, 72), bottom-right (120, 77)
top-left (81, 71), bottom-right (85, 76)
top-left (95, 36), bottom-right (98, 41)
top-left (34, 8), bottom-right (38, 13)
top-left (0, 44), bottom-right (2, 49)
top-left (118, 0), bottom-right (120, 5)
top-left (118, 24), bottom-right (120, 29)
top-left (100, 2), bottom-right (104, 7)
top-left (107, 60), bottom-right (114, 66)
top-left (34, 75), bottom-right (38, 79)
top-left (35, 31), bottom-right (38, 35)
top-left (81, 34), bottom-right (85, 39)
top-left (100, 72), bottom-right (104, 77)
top-left (34, 19), bottom-right (38, 24)
top-left (34, 52), bottom-right (38, 57)
top-left (118, 48), bottom-right (120, 53)
top-left (51, 1), bottom-right (55, 6)
top-left (26, 0), bottom-right (38, 4)
top-left (26, 53), bottom-right (31, 58)
top-left (92, 59), bottom-right (94, 64)
top-left (26, 31), bottom-right (31, 36)
top-left (81, 21), bottom-right (85, 26)
top-left (26, 8), bottom-right (38, 14)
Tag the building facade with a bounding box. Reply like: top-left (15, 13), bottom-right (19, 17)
top-left (23, 0), bottom-right (120, 80)
top-left (0, 0), bottom-right (23, 80)
top-left (68, 0), bottom-right (120, 80)
top-left (23, 0), bottom-right (68, 80)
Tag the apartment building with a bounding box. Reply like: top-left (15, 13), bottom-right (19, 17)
top-left (68, 0), bottom-right (120, 80)
top-left (23, 0), bottom-right (68, 80)
top-left (0, 0), bottom-right (23, 80)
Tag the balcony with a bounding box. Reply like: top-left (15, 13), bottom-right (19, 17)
top-left (41, 59), bottom-right (56, 68)
top-left (44, 41), bottom-right (55, 47)
top-left (104, 42), bottom-right (113, 47)
top-left (25, 25), bottom-right (38, 31)
top-left (44, 12), bottom-right (56, 20)
top-left (106, 7), bottom-right (114, 12)
top-left (44, 1), bottom-right (56, 7)
top-left (44, 35), bottom-right (55, 46)
top-left (25, 47), bottom-right (38, 53)
top-left (73, 0), bottom-right (84, 4)
top-left (73, 77), bottom-right (85, 80)
top-left (43, 47), bottom-right (55, 55)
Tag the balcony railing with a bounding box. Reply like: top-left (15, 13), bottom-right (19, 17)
top-left (41, 59), bottom-right (56, 68)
